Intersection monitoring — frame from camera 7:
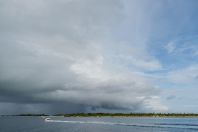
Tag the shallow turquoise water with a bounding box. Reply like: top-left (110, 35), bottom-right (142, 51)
top-left (1, 116), bottom-right (198, 132)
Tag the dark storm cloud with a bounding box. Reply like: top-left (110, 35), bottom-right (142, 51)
top-left (0, 0), bottom-right (167, 114)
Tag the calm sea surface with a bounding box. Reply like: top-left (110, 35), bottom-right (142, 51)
top-left (1, 116), bottom-right (198, 132)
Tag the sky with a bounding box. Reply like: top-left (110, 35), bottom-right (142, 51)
top-left (0, 0), bottom-right (198, 114)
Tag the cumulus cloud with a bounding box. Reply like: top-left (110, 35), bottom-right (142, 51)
top-left (0, 0), bottom-right (167, 114)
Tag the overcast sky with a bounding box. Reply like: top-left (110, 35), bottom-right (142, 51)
top-left (0, 0), bottom-right (198, 114)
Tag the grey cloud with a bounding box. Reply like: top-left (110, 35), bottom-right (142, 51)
top-left (0, 102), bottom-right (87, 115)
top-left (166, 95), bottom-right (176, 100)
top-left (0, 0), bottom-right (167, 114)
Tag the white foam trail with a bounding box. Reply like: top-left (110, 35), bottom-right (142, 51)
top-left (44, 118), bottom-right (158, 127)
top-left (44, 118), bottom-right (198, 130)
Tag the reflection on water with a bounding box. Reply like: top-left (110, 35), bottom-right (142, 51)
top-left (1, 116), bottom-right (198, 132)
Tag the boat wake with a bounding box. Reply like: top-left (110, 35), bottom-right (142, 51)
top-left (44, 118), bottom-right (152, 127)
top-left (44, 117), bottom-right (198, 130)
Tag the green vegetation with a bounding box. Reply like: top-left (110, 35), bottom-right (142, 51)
top-left (2, 113), bottom-right (198, 117)
top-left (62, 113), bottom-right (198, 117)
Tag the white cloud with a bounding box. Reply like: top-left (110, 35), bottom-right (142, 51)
top-left (165, 42), bottom-right (176, 53)
top-left (70, 56), bottom-right (111, 82)
top-left (164, 36), bottom-right (198, 56)
top-left (168, 65), bottom-right (198, 84)
top-left (143, 96), bottom-right (168, 112)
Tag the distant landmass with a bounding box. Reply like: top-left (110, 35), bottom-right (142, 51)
top-left (2, 113), bottom-right (198, 117)
top-left (62, 113), bottom-right (198, 117)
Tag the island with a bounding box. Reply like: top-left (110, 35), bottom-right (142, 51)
top-left (2, 113), bottom-right (198, 118)
top-left (61, 113), bottom-right (198, 118)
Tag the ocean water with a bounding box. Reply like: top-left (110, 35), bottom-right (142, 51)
top-left (0, 116), bottom-right (198, 132)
